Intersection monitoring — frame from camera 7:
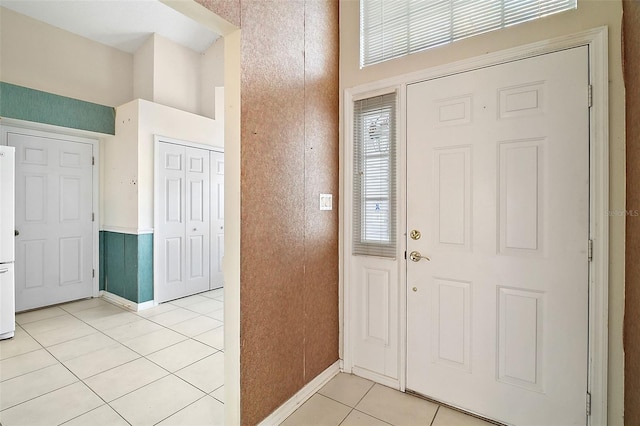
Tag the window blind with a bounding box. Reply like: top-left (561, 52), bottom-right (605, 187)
top-left (361, 0), bottom-right (577, 67)
top-left (353, 92), bottom-right (397, 258)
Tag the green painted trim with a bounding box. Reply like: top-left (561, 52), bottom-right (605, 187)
top-left (0, 82), bottom-right (115, 135)
top-left (101, 231), bottom-right (154, 304)
top-left (137, 234), bottom-right (154, 303)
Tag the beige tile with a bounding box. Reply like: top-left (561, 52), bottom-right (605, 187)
top-left (0, 326), bottom-right (42, 360)
top-left (0, 382), bottom-right (103, 426)
top-left (0, 348), bottom-right (58, 381)
top-left (281, 394), bottom-right (351, 426)
top-left (169, 294), bottom-right (210, 308)
top-left (0, 364), bottom-right (78, 410)
top-left (135, 303), bottom-right (179, 318)
top-left (87, 311), bottom-right (141, 331)
top-left (206, 309), bottom-right (224, 322)
top-left (200, 289), bottom-right (223, 299)
top-left (103, 318), bottom-right (163, 341)
top-left (60, 297), bottom-right (112, 313)
top-left (63, 404), bottom-right (129, 426)
top-left (29, 321), bottom-right (98, 347)
top-left (318, 373), bottom-right (374, 407)
top-left (84, 358), bottom-right (169, 402)
top-left (110, 375), bottom-right (205, 426)
top-left (175, 351), bottom-right (224, 393)
top-left (146, 339), bottom-right (215, 372)
top-left (168, 316), bottom-right (223, 337)
top-left (193, 326), bottom-right (224, 350)
top-left (15, 306), bottom-right (67, 325)
top-left (432, 406), bottom-right (495, 426)
top-left (182, 299), bottom-right (224, 315)
top-left (210, 385), bottom-right (224, 403)
top-left (20, 314), bottom-right (80, 335)
top-left (355, 384), bottom-right (438, 426)
top-left (157, 395), bottom-right (224, 426)
top-left (341, 410), bottom-right (392, 426)
top-left (47, 332), bottom-right (118, 362)
top-left (72, 304), bottom-right (127, 322)
top-left (63, 344), bottom-right (139, 379)
top-left (121, 328), bottom-right (188, 356)
top-left (147, 308), bottom-right (201, 327)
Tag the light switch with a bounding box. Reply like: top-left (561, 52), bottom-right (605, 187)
top-left (320, 193), bottom-right (333, 210)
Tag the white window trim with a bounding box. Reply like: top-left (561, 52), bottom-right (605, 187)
top-left (342, 26), bottom-right (609, 425)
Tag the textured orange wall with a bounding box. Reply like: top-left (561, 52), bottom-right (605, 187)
top-left (196, 1), bottom-right (339, 425)
top-left (624, 1), bottom-right (640, 424)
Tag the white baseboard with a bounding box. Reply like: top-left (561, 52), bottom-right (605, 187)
top-left (257, 360), bottom-right (341, 426)
top-left (100, 291), bottom-right (156, 312)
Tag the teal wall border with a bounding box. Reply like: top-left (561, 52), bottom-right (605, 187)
top-left (0, 82), bottom-right (115, 135)
top-left (100, 231), bottom-right (153, 303)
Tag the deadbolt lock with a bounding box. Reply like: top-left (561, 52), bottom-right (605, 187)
top-left (410, 229), bottom-right (421, 240)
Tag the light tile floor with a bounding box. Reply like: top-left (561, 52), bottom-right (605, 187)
top-left (2, 290), bottom-right (493, 426)
top-left (0, 289), bottom-right (225, 426)
top-left (283, 374), bottom-right (495, 426)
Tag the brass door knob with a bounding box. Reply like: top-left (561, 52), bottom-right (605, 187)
top-left (409, 251), bottom-right (430, 262)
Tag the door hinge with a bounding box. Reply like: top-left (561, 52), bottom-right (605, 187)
top-left (92, 269), bottom-right (95, 278)
top-left (404, 251), bottom-right (407, 260)
top-left (92, 212), bottom-right (95, 222)
top-left (92, 156), bottom-right (95, 166)
top-left (588, 239), bottom-right (593, 262)
top-left (586, 391), bottom-right (592, 416)
top-left (588, 85), bottom-right (593, 108)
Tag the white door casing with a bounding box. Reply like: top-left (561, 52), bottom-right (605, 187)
top-left (210, 150), bottom-right (224, 289)
top-left (8, 130), bottom-right (95, 311)
top-left (343, 28), bottom-right (609, 426)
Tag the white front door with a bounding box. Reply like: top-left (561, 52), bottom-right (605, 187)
top-left (210, 150), bottom-right (224, 289)
top-left (156, 142), bottom-right (210, 302)
top-left (9, 131), bottom-right (94, 311)
top-left (406, 47), bottom-right (590, 425)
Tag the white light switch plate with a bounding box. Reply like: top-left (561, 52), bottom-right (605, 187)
top-left (320, 194), bottom-right (332, 210)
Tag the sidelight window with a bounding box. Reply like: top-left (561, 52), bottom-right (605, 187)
top-left (353, 92), bottom-right (397, 258)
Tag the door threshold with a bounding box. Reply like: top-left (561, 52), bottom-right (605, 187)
top-left (405, 389), bottom-right (507, 426)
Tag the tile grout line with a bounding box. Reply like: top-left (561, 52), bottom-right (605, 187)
top-left (430, 405), bottom-right (441, 426)
top-left (2, 293), bottom-right (226, 425)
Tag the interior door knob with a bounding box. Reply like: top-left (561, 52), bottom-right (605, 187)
top-left (409, 251), bottom-right (430, 262)
top-left (14, 230), bottom-right (19, 236)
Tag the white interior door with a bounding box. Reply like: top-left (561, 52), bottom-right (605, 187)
top-left (210, 150), bottom-right (224, 289)
top-left (156, 142), bottom-right (210, 302)
top-left (406, 47), bottom-right (590, 425)
top-left (9, 131), bottom-right (94, 312)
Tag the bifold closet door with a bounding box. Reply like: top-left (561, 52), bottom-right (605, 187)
top-left (156, 142), bottom-right (210, 302)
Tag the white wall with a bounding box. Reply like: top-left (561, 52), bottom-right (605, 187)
top-left (137, 99), bottom-right (223, 231)
top-left (133, 35), bottom-right (155, 102)
top-left (101, 100), bottom-right (140, 233)
top-left (340, 1), bottom-right (625, 424)
top-left (201, 38), bottom-right (225, 119)
top-left (152, 34), bottom-right (202, 116)
top-left (101, 99), bottom-right (222, 233)
top-left (0, 7), bottom-right (133, 107)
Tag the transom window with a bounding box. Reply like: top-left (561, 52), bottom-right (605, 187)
top-left (360, 0), bottom-right (577, 67)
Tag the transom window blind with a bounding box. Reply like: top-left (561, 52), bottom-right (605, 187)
top-left (360, 0), bottom-right (577, 67)
top-left (353, 92), bottom-right (397, 258)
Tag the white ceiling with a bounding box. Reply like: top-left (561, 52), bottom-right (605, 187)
top-left (0, 0), bottom-right (221, 53)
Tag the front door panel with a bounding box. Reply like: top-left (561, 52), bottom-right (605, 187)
top-left (406, 47), bottom-right (590, 425)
